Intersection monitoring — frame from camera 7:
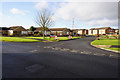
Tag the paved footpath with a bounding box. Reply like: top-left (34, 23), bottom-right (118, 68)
top-left (2, 36), bottom-right (119, 78)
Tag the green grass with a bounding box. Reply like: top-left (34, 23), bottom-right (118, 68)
top-left (91, 39), bottom-right (119, 45)
top-left (105, 48), bottom-right (120, 51)
top-left (0, 36), bottom-right (81, 42)
top-left (0, 37), bottom-right (41, 42)
top-left (25, 36), bottom-right (81, 41)
top-left (91, 38), bottom-right (120, 52)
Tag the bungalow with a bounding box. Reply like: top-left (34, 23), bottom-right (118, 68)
top-left (77, 29), bottom-right (88, 35)
top-left (71, 29), bottom-right (78, 36)
top-left (98, 27), bottom-right (115, 35)
top-left (88, 28), bottom-right (94, 35)
top-left (8, 26), bottom-right (28, 36)
top-left (0, 27), bottom-right (9, 36)
top-left (27, 29), bottom-right (34, 36)
top-left (34, 27), bottom-right (51, 36)
top-left (89, 27), bottom-right (115, 35)
top-left (50, 28), bottom-right (71, 36)
top-left (93, 28), bottom-right (99, 35)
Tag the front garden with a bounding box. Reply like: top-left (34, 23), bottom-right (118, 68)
top-left (0, 36), bottom-right (81, 42)
top-left (91, 35), bottom-right (120, 52)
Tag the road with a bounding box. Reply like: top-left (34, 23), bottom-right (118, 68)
top-left (2, 36), bottom-right (119, 78)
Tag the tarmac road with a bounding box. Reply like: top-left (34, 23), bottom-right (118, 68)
top-left (2, 36), bottom-right (119, 78)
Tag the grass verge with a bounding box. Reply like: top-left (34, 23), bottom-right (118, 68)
top-left (0, 36), bottom-right (81, 42)
top-left (91, 39), bottom-right (119, 45)
top-left (0, 37), bottom-right (41, 42)
top-left (91, 38), bottom-right (120, 52)
top-left (104, 48), bottom-right (120, 51)
top-left (25, 36), bottom-right (81, 41)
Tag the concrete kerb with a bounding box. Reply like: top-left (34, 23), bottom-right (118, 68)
top-left (90, 43), bottom-right (120, 53)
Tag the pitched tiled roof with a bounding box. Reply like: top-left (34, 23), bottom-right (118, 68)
top-left (90, 27), bottom-right (111, 30)
top-left (34, 27), bottom-right (50, 32)
top-left (50, 28), bottom-right (70, 31)
top-left (9, 26), bottom-right (27, 31)
top-left (9, 26), bottom-right (21, 30)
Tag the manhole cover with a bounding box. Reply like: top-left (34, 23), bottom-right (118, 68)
top-left (25, 64), bottom-right (44, 73)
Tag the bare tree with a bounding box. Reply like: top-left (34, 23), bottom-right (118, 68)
top-left (34, 9), bottom-right (54, 39)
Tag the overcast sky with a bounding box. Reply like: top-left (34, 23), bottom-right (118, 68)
top-left (0, 0), bottom-right (119, 29)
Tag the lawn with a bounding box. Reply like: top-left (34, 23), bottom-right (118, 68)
top-left (91, 38), bottom-right (120, 52)
top-left (0, 37), bottom-right (41, 42)
top-left (105, 48), bottom-right (120, 51)
top-left (0, 36), bottom-right (81, 42)
top-left (91, 39), bottom-right (119, 45)
top-left (25, 36), bottom-right (81, 41)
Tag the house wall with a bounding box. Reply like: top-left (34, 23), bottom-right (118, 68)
top-left (85, 30), bottom-right (88, 34)
top-left (13, 31), bottom-right (21, 36)
top-left (50, 30), bottom-right (70, 36)
top-left (8, 30), bottom-right (13, 35)
top-left (93, 30), bottom-right (98, 35)
top-left (88, 30), bottom-right (92, 35)
top-left (1, 31), bottom-right (8, 36)
top-left (106, 29), bottom-right (115, 34)
top-left (56, 31), bottom-right (63, 36)
top-left (21, 31), bottom-right (28, 34)
top-left (45, 31), bottom-right (50, 35)
top-left (99, 29), bottom-right (105, 34)
top-left (51, 31), bottom-right (57, 35)
top-left (78, 30), bottom-right (83, 34)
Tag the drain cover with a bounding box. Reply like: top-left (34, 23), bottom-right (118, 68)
top-left (25, 64), bottom-right (44, 73)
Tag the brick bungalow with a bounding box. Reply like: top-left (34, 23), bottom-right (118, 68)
top-left (8, 26), bottom-right (28, 36)
top-left (34, 27), bottom-right (51, 36)
top-left (89, 27), bottom-right (115, 35)
top-left (71, 29), bottom-right (78, 36)
top-left (98, 27), bottom-right (115, 35)
top-left (0, 27), bottom-right (9, 36)
top-left (27, 29), bottom-right (34, 36)
top-left (77, 29), bottom-right (88, 35)
top-left (50, 28), bottom-right (71, 36)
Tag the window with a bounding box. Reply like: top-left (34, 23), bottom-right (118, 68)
top-left (67, 32), bottom-right (69, 35)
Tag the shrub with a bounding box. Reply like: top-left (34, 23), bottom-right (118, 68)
top-left (105, 35), bottom-right (109, 39)
top-left (113, 36), bottom-right (118, 39)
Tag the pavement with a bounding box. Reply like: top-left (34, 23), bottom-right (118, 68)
top-left (2, 36), bottom-right (119, 78)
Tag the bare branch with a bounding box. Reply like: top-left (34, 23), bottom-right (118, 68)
top-left (33, 9), bottom-right (54, 38)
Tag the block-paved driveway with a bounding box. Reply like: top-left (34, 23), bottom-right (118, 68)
top-left (2, 36), bottom-right (119, 78)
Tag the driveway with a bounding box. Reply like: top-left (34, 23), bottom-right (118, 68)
top-left (2, 36), bottom-right (119, 78)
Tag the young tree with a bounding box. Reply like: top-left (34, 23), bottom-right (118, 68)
top-left (34, 9), bottom-right (54, 39)
top-left (29, 26), bottom-right (35, 31)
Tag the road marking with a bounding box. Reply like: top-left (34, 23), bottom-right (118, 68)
top-left (70, 50), bottom-right (78, 53)
top-left (25, 64), bottom-right (44, 73)
top-left (30, 50), bottom-right (38, 52)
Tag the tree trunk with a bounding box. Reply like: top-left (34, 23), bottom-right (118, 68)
top-left (43, 31), bottom-right (45, 39)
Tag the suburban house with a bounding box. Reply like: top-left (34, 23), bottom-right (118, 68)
top-left (93, 28), bottom-right (99, 35)
top-left (34, 27), bottom-right (51, 36)
top-left (71, 29), bottom-right (78, 36)
top-left (77, 29), bottom-right (88, 35)
top-left (89, 27), bottom-right (115, 35)
top-left (50, 28), bottom-right (71, 36)
top-left (8, 26), bottom-right (28, 36)
top-left (98, 27), bottom-right (115, 35)
top-left (0, 27), bottom-right (9, 36)
top-left (27, 29), bottom-right (34, 36)
top-left (88, 28), bottom-right (94, 35)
